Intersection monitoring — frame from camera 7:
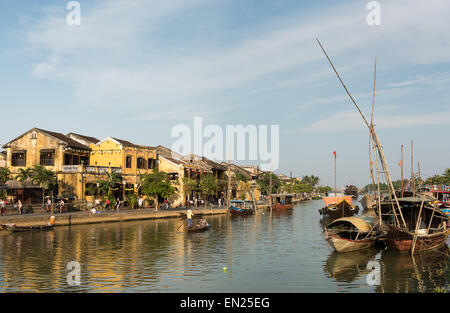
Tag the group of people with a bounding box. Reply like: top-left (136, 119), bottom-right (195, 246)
top-left (44, 198), bottom-right (66, 213)
top-left (0, 199), bottom-right (8, 215)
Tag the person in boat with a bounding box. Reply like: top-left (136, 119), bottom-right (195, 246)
top-left (48, 216), bottom-right (55, 226)
top-left (187, 209), bottom-right (194, 227)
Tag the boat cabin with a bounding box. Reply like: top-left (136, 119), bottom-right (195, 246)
top-left (271, 194), bottom-right (293, 206)
top-left (230, 200), bottom-right (255, 210)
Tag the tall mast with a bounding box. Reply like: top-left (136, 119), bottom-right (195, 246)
top-left (411, 140), bottom-right (414, 193)
top-left (316, 39), bottom-right (407, 228)
top-left (401, 144), bottom-right (404, 197)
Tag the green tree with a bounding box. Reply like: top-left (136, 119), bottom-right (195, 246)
top-left (0, 168), bottom-right (10, 198)
top-left (182, 177), bottom-right (198, 205)
top-left (257, 172), bottom-right (280, 195)
top-left (31, 165), bottom-right (57, 204)
top-left (199, 175), bottom-right (218, 208)
top-left (15, 168), bottom-right (33, 182)
top-left (140, 169), bottom-right (177, 210)
top-left (97, 171), bottom-right (122, 203)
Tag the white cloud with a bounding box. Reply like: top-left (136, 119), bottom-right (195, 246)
top-left (296, 110), bottom-right (450, 133)
top-left (21, 0), bottom-right (450, 119)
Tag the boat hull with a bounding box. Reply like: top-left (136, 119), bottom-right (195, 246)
top-left (319, 200), bottom-right (359, 219)
top-left (386, 227), bottom-right (448, 252)
top-left (325, 234), bottom-right (376, 253)
top-left (1, 224), bottom-right (54, 232)
top-left (228, 206), bottom-right (254, 216)
top-left (187, 225), bottom-right (210, 232)
top-left (271, 203), bottom-right (294, 210)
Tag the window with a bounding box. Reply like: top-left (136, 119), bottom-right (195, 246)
top-left (11, 151), bottom-right (26, 167)
top-left (126, 155), bottom-right (132, 168)
top-left (40, 150), bottom-right (55, 166)
top-left (73, 155), bottom-right (79, 165)
top-left (137, 157), bottom-right (146, 169)
top-left (148, 158), bottom-right (156, 169)
top-left (64, 153), bottom-right (72, 165)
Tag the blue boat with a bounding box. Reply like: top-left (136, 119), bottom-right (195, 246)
top-left (228, 200), bottom-right (255, 216)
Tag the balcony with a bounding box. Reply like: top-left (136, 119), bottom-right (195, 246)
top-left (62, 165), bottom-right (122, 174)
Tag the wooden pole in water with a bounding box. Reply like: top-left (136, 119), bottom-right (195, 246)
top-left (316, 39), bottom-right (406, 228)
top-left (368, 57), bottom-right (377, 194)
top-left (401, 145), bottom-right (404, 197)
top-left (411, 194), bottom-right (426, 255)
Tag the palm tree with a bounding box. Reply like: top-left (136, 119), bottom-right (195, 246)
top-left (31, 165), bottom-right (56, 205)
top-left (15, 168), bottom-right (33, 182)
top-left (97, 171), bottom-right (122, 203)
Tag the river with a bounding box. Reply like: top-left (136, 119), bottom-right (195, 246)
top-left (0, 200), bottom-right (448, 292)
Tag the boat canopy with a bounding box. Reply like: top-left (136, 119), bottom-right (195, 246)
top-left (323, 196), bottom-right (353, 207)
top-left (327, 217), bottom-right (373, 232)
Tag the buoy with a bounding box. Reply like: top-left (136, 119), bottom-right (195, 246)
top-left (223, 267), bottom-right (227, 273)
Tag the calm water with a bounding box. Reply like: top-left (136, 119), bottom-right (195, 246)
top-left (0, 200), bottom-right (448, 292)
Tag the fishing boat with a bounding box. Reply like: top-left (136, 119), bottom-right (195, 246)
top-left (344, 185), bottom-right (359, 199)
top-left (319, 196), bottom-right (358, 219)
top-left (271, 194), bottom-right (294, 210)
top-left (187, 218), bottom-right (210, 232)
top-left (1, 216), bottom-right (56, 232)
top-left (378, 196), bottom-right (449, 253)
top-left (228, 200), bottom-right (255, 216)
top-left (324, 216), bottom-right (382, 252)
top-left (360, 194), bottom-right (376, 212)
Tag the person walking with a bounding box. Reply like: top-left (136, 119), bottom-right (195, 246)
top-left (218, 197), bottom-right (222, 208)
top-left (115, 197), bottom-right (121, 212)
top-left (17, 200), bottom-right (22, 214)
top-left (0, 199), bottom-right (5, 215)
top-left (138, 197), bottom-right (143, 210)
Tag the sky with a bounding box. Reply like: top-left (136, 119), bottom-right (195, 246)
top-left (0, 0), bottom-right (449, 188)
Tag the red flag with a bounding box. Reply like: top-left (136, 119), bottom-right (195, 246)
top-left (370, 161), bottom-right (373, 166)
top-left (333, 151), bottom-right (336, 158)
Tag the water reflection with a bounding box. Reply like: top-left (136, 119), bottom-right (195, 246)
top-left (0, 200), bottom-right (447, 292)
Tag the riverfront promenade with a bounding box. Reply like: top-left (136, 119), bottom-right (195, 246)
top-left (0, 207), bottom-right (228, 228)
top-left (0, 204), bottom-right (271, 228)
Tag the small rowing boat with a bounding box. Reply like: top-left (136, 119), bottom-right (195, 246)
top-left (324, 216), bottom-right (382, 252)
top-left (0, 216), bottom-right (55, 232)
top-left (271, 194), bottom-right (294, 210)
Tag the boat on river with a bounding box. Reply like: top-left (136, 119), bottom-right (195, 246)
top-left (378, 195), bottom-right (449, 253)
top-left (319, 196), bottom-right (358, 219)
top-left (271, 194), bottom-right (294, 210)
top-left (324, 216), bottom-right (382, 252)
top-left (360, 194), bottom-right (377, 212)
top-left (228, 200), bottom-right (255, 216)
top-left (187, 218), bottom-right (210, 232)
top-left (344, 185), bottom-right (359, 199)
top-left (1, 216), bottom-right (56, 232)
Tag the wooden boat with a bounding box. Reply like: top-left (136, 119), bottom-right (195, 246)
top-left (324, 216), bottom-right (382, 252)
top-left (344, 185), bottom-right (359, 199)
top-left (187, 218), bottom-right (210, 232)
top-left (319, 196), bottom-right (358, 219)
top-left (1, 223), bottom-right (55, 232)
top-left (271, 194), bottom-right (294, 210)
top-left (360, 194), bottom-right (376, 212)
top-left (1, 216), bottom-right (55, 232)
top-left (378, 196), bottom-right (449, 253)
top-left (228, 200), bottom-right (255, 215)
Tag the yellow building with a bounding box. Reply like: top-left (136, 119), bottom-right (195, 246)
top-left (89, 137), bottom-right (157, 187)
top-left (2, 128), bottom-right (92, 203)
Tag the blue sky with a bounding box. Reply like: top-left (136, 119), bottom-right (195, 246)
top-left (0, 0), bottom-right (449, 188)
